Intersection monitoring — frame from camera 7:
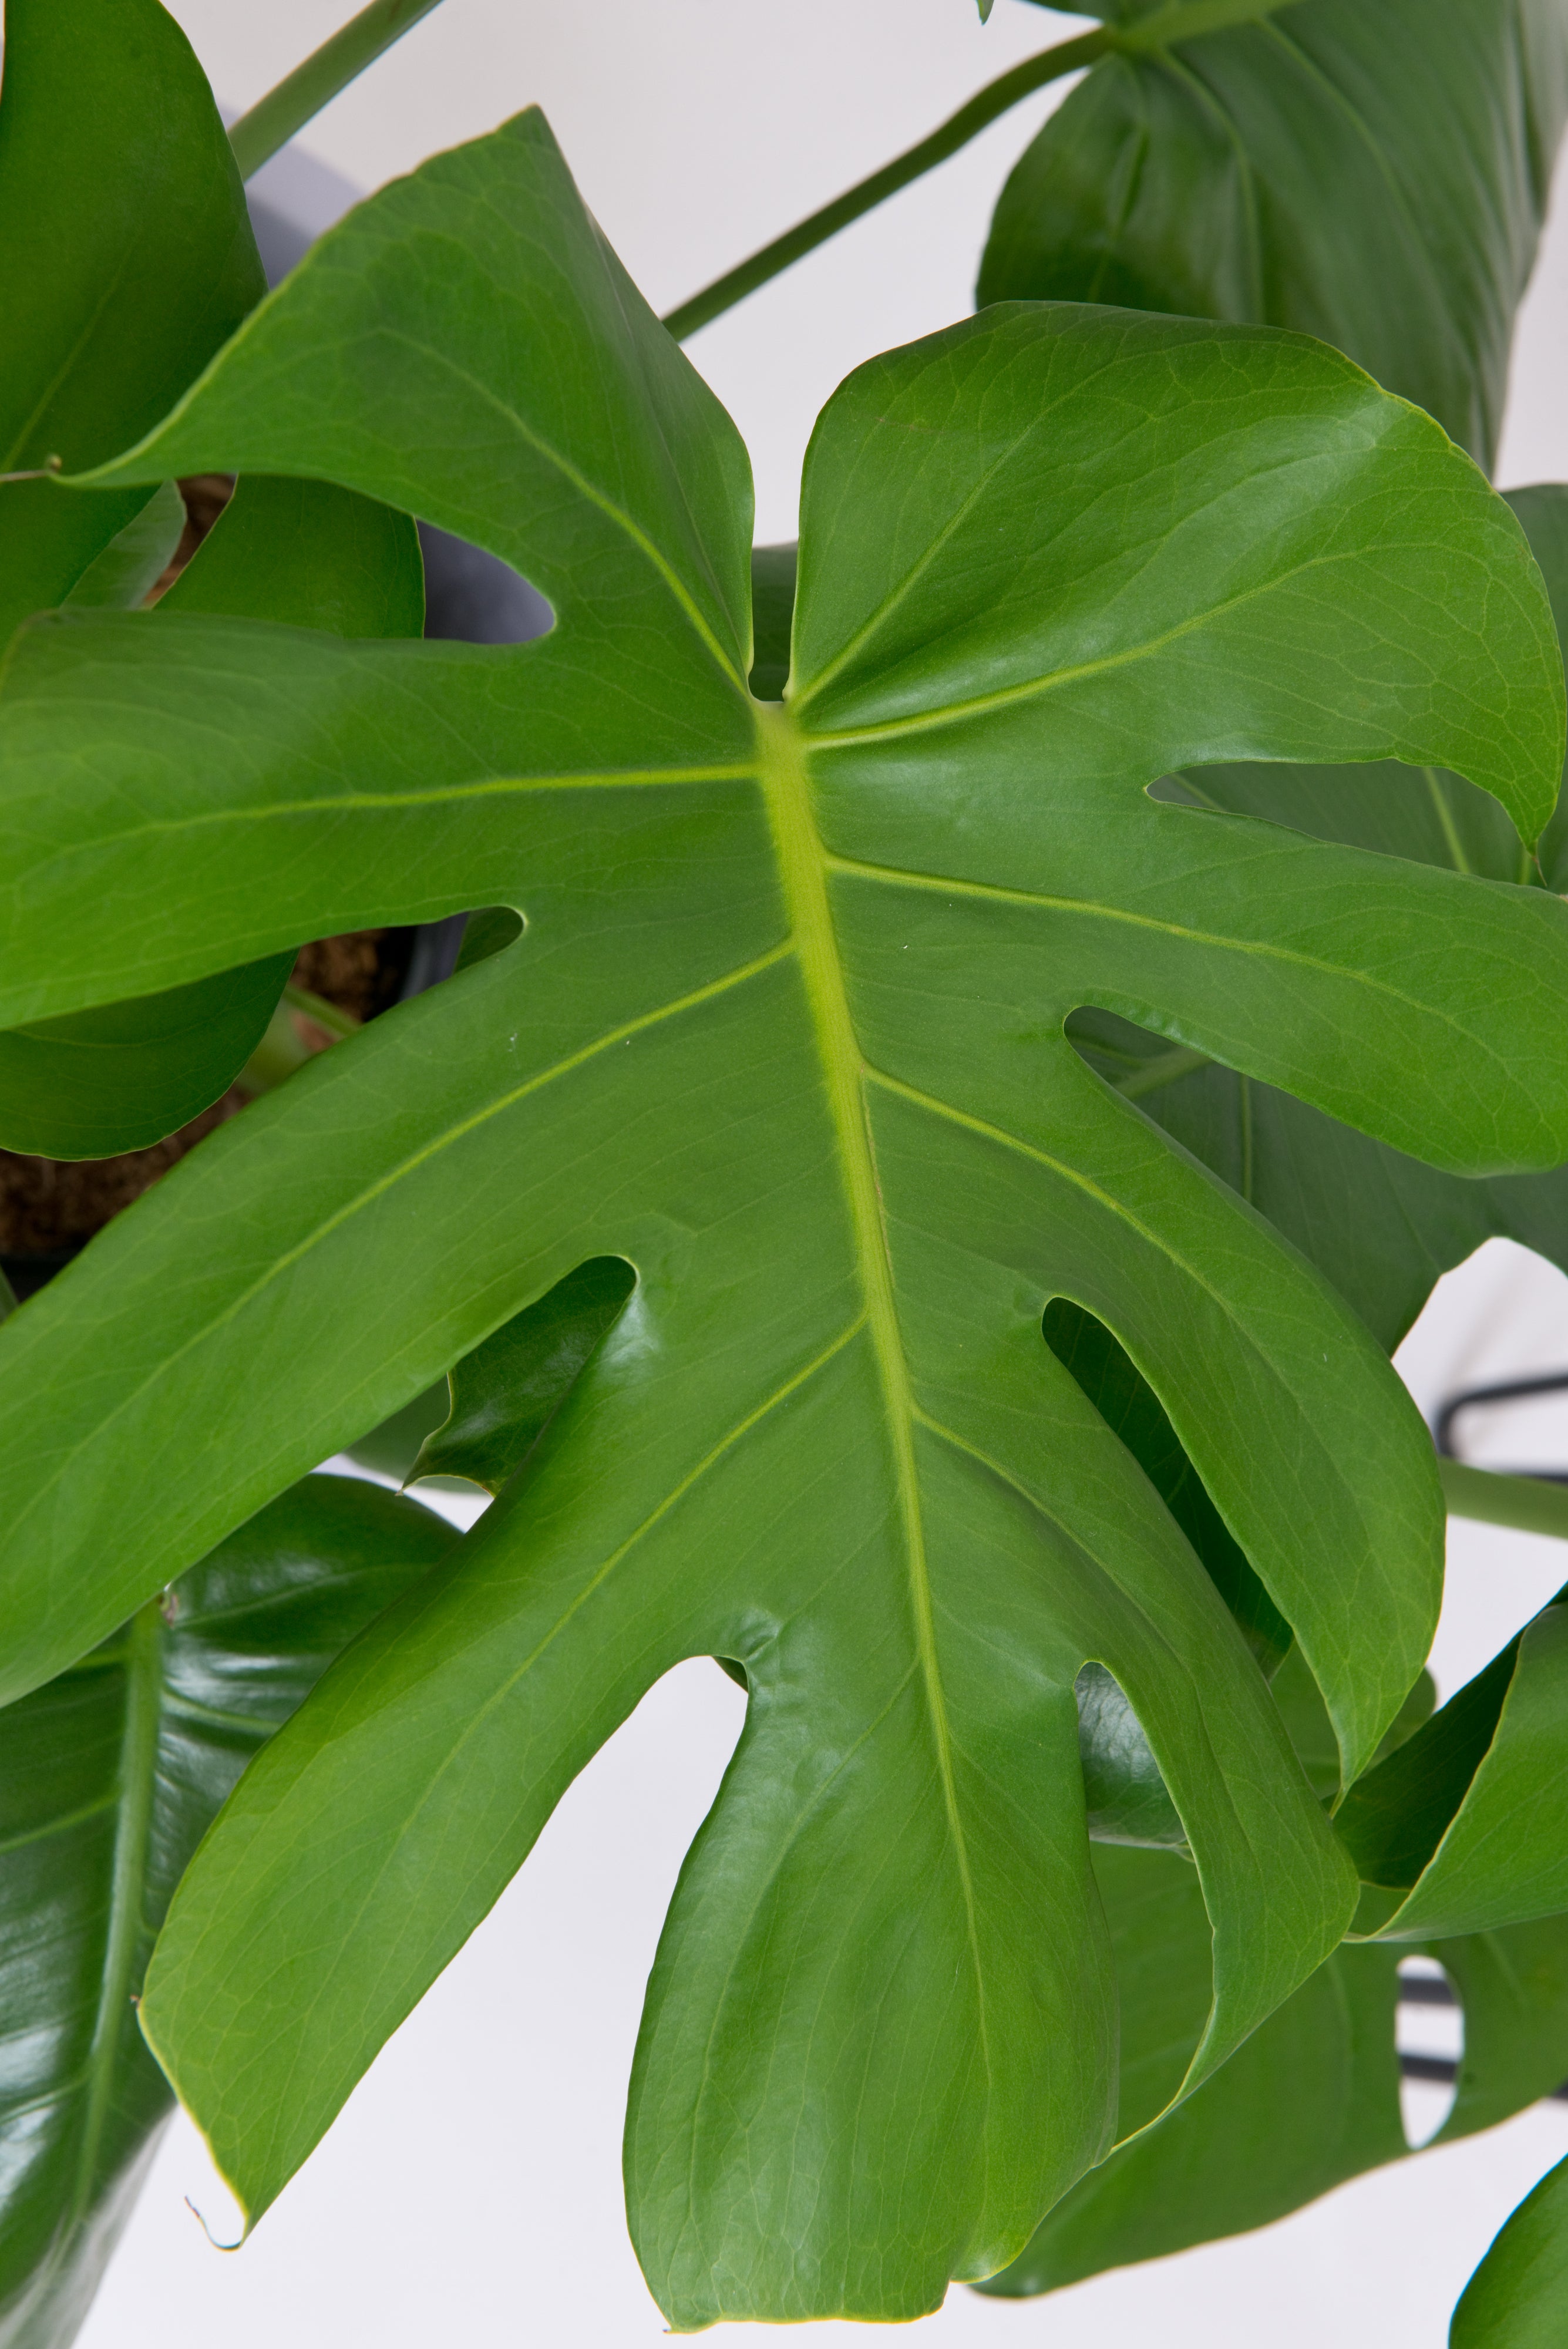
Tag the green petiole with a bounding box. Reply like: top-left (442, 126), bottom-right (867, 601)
top-left (1439, 1458), bottom-right (1568, 1540)
top-left (228, 0), bottom-right (448, 183)
top-left (663, 0), bottom-right (1302, 341)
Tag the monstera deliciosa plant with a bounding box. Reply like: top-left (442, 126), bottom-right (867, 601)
top-left (8, 0), bottom-right (1568, 2340)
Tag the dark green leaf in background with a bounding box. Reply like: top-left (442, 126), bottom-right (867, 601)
top-left (60, 484), bottom-right (189, 617)
top-left (0, 1476), bottom-right (455, 2349)
top-left (0, 0), bottom-right (264, 643)
top-left (411, 1257), bottom-right (635, 1492)
top-left (1340, 1591), bottom-right (1568, 1941)
top-left (982, 1846), bottom-right (1568, 2300)
top-left (0, 473), bottom-right (425, 1157)
top-left (980, 0), bottom-right (1568, 468)
top-left (1065, 484), bottom-right (1568, 1356)
top-left (0, 111), bottom-right (1561, 2323)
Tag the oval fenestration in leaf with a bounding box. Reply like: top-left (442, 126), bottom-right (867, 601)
top-left (981, 1845), bottom-right (1568, 2300)
top-left (1338, 1593), bottom-right (1568, 1941)
top-left (0, 1476), bottom-right (456, 2349)
top-left (1452, 2149), bottom-right (1568, 2347)
top-left (0, 0), bottom-right (265, 644)
top-left (977, 0), bottom-right (1568, 469)
top-left (0, 473), bottom-right (426, 1157)
top-left (0, 110), bottom-right (1561, 2322)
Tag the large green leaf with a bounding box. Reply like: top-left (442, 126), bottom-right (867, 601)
top-left (0, 1475), bottom-right (456, 2349)
top-left (982, 1844), bottom-right (1568, 2297)
top-left (1339, 1591), bottom-right (1568, 1941)
top-left (0, 475), bottom-right (425, 1156)
top-left (978, 0), bottom-right (1568, 469)
top-left (1452, 2148), bottom-right (1568, 2346)
top-left (0, 0), bottom-right (264, 641)
top-left (0, 111), bottom-right (1560, 2321)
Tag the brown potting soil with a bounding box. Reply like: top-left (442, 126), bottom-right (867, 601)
top-left (147, 474), bottom-right (235, 602)
top-left (0, 930), bottom-right (408, 1262)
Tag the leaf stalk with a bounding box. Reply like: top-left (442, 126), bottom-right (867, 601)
top-left (1439, 1458), bottom-right (1568, 1541)
top-left (661, 27), bottom-right (1111, 342)
top-left (228, 0), bottom-right (447, 183)
top-left (662, 0), bottom-right (1301, 341)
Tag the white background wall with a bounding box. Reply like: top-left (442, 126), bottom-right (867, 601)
top-left (73, 3), bottom-right (1568, 2340)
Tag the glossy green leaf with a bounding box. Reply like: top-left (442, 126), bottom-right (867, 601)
top-left (0, 0), bottom-right (265, 643)
top-left (0, 112), bottom-right (1561, 2322)
top-left (412, 1257), bottom-right (635, 1492)
top-left (1339, 1593), bottom-right (1568, 1941)
top-left (0, 474), bottom-right (425, 1157)
top-left (983, 1846), bottom-right (1568, 2298)
top-left (1452, 2149), bottom-right (1568, 2347)
top-left (978, 0), bottom-right (1568, 467)
top-left (0, 1475), bottom-right (456, 2349)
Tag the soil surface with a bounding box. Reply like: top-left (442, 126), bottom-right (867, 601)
top-left (148, 473), bottom-right (234, 601)
top-left (1, 930), bottom-right (409, 1276)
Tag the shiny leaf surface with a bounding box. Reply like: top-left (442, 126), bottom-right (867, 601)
top-left (0, 111), bottom-right (1563, 2324)
top-left (0, 1476), bottom-right (455, 2349)
top-left (979, 0), bottom-right (1568, 467)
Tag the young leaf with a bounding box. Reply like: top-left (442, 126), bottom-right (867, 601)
top-left (978, 0), bottom-right (1568, 466)
top-left (0, 0), bottom-right (265, 642)
top-left (0, 112), bottom-right (1562, 2321)
top-left (0, 1476), bottom-right (456, 2349)
top-left (1338, 1594), bottom-right (1568, 1941)
top-left (1451, 2149), bottom-right (1568, 2347)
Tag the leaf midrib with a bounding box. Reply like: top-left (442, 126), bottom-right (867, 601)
top-left (755, 700), bottom-right (991, 2091)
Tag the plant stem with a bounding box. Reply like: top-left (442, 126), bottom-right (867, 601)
top-left (662, 0), bottom-right (1302, 342)
top-left (661, 26), bottom-right (1112, 341)
top-left (283, 982), bottom-right (360, 1042)
top-left (228, 0), bottom-right (447, 183)
top-left (1440, 1458), bottom-right (1568, 1540)
top-left (1115, 1044), bottom-right (1213, 1101)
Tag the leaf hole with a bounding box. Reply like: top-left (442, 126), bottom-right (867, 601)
top-left (1043, 1298), bottom-right (1290, 1674)
top-left (1397, 1956), bottom-right (1461, 2146)
top-left (418, 524), bottom-right (553, 645)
